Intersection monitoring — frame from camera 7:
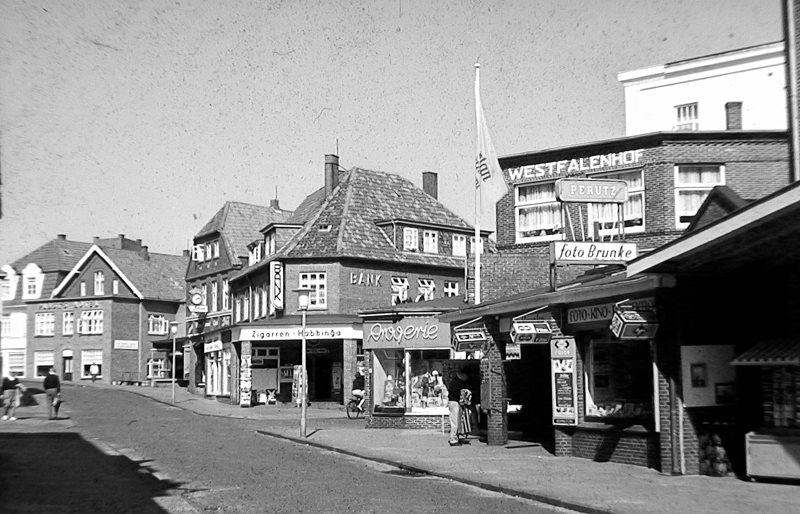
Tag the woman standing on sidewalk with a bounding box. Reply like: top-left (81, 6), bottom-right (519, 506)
top-left (2, 374), bottom-right (25, 421)
top-left (43, 368), bottom-right (61, 420)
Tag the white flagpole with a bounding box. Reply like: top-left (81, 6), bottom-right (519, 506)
top-left (474, 63), bottom-right (482, 305)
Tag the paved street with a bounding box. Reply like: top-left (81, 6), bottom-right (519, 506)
top-left (0, 384), bottom-right (569, 513)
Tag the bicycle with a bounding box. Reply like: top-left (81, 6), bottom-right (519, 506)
top-left (346, 396), bottom-right (364, 419)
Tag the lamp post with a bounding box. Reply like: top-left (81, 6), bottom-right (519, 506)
top-left (170, 322), bottom-right (178, 404)
top-left (294, 287), bottom-right (311, 438)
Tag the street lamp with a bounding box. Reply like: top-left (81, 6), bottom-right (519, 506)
top-left (170, 322), bottom-right (179, 404)
top-left (294, 287), bottom-right (311, 438)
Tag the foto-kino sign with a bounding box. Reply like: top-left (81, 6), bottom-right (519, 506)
top-left (240, 325), bottom-right (362, 341)
top-left (364, 318), bottom-right (448, 349)
top-left (551, 242), bottom-right (638, 265)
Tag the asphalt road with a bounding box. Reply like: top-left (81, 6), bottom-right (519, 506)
top-left (1, 385), bottom-right (571, 513)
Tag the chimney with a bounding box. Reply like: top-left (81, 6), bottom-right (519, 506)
top-left (182, 249), bottom-right (190, 257)
top-left (136, 238), bottom-right (142, 246)
top-left (422, 172), bottom-right (438, 199)
top-left (140, 245), bottom-right (150, 260)
top-left (57, 234), bottom-right (67, 240)
top-left (325, 154), bottom-right (339, 197)
top-left (270, 198), bottom-right (280, 210)
top-left (725, 102), bottom-right (742, 130)
top-left (93, 236), bottom-right (100, 244)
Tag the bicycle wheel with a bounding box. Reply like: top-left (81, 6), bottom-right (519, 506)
top-left (346, 400), bottom-right (361, 419)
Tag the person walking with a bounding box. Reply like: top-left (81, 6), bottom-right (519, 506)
top-left (43, 368), bottom-right (61, 420)
top-left (89, 362), bottom-right (100, 383)
top-left (2, 374), bottom-right (25, 421)
top-left (351, 368), bottom-right (366, 411)
top-left (446, 369), bottom-right (469, 446)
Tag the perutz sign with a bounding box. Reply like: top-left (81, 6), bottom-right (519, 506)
top-left (510, 321), bottom-right (553, 344)
top-left (555, 178), bottom-right (628, 204)
top-left (551, 241), bottom-right (638, 265)
top-left (609, 309), bottom-right (659, 340)
top-left (453, 328), bottom-right (489, 352)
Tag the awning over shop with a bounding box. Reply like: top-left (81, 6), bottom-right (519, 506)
top-left (730, 339), bottom-right (800, 367)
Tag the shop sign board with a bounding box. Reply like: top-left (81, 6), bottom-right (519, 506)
top-left (204, 340), bottom-right (223, 353)
top-left (239, 325), bottom-right (362, 341)
top-left (567, 297), bottom-right (655, 325)
top-left (555, 178), bottom-right (628, 204)
top-left (453, 327), bottom-right (489, 352)
top-left (550, 337), bottom-right (578, 426)
top-left (551, 241), bottom-right (638, 265)
top-left (113, 339), bottom-right (138, 350)
top-left (609, 309), bottom-right (659, 340)
top-left (363, 318), bottom-right (448, 349)
top-left (510, 321), bottom-right (552, 344)
top-left (269, 261), bottom-right (284, 315)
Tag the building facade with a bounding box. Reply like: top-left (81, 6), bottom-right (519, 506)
top-left (185, 200), bottom-right (292, 398)
top-left (228, 155), bottom-right (489, 408)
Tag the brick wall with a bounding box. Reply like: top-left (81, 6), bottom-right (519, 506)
top-left (570, 427), bottom-right (660, 467)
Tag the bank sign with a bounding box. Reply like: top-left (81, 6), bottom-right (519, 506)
top-left (363, 318), bottom-right (448, 349)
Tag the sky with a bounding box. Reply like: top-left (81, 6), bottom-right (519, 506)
top-left (0, 0), bottom-right (784, 265)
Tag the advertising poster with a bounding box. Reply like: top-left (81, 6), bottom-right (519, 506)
top-left (550, 337), bottom-right (578, 426)
top-left (239, 354), bottom-right (252, 407)
top-left (292, 365), bottom-right (304, 406)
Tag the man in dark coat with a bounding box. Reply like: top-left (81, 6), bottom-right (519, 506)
top-left (43, 368), bottom-right (61, 420)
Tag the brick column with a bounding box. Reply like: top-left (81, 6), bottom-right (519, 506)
top-left (483, 336), bottom-right (508, 446)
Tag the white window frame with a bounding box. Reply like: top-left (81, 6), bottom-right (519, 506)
top-left (35, 313), bottom-right (55, 336)
top-left (515, 182), bottom-right (563, 243)
top-left (63, 312), bottom-right (75, 335)
top-left (266, 232), bottom-right (276, 255)
top-left (299, 272), bottom-right (327, 309)
top-left (470, 236), bottom-right (485, 255)
top-left (222, 279), bottom-right (230, 311)
top-left (192, 244), bottom-right (204, 262)
top-left (674, 165), bottom-right (726, 229)
top-left (443, 280), bottom-right (459, 297)
top-left (201, 283), bottom-right (208, 308)
top-left (34, 351), bottom-right (55, 377)
top-left (94, 271), bottom-right (105, 295)
top-left (5, 351), bottom-right (26, 378)
top-left (1, 315), bottom-right (10, 337)
top-left (423, 230), bottom-right (438, 254)
top-left (588, 169), bottom-right (646, 239)
top-left (80, 281), bottom-right (86, 297)
top-left (674, 102), bottom-right (699, 131)
top-left (253, 287), bottom-right (261, 320)
top-left (148, 314), bottom-right (169, 335)
top-left (81, 350), bottom-right (103, 379)
top-left (78, 310), bottom-right (104, 335)
top-left (403, 227), bottom-right (419, 251)
top-left (416, 278), bottom-right (435, 301)
top-left (261, 286), bottom-right (268, 318)
top-left (213, 240), bottom-right (220, 259)
top-left (205, 242), bottom-right (213, 261)
top-left (211, 282), bottom-right (218, 313)
top-left (112, 279), bottom-right (119, 294)
top-left (452, 234), bottom-right (467, 257)
top-left (391, 277), bottom-right (410, 305)
top-left (235, 296), bottom-right (242, 323)
top-left (243, 293), bottom-right (250, 321)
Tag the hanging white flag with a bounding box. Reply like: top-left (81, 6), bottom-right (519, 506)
top-left (474, 64), bottom-right (508, 227)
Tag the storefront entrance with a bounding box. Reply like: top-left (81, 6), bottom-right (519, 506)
top-left (505, 344), bottom-right (554, 450)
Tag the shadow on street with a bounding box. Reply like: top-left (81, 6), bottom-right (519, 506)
top-left (0, 432), bottom-right (183, 514)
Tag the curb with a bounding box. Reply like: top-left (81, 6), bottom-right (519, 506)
top-left (121, 386), bottom-right (612, 514)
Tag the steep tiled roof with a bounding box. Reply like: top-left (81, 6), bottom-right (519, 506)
top-left (98, 247), bottom-right (189, 301)
top-left (196, 201), bottom-right (292, 259)
top-left (11, 239), bottom-right (92, 272)
top-left (279, 167), bottom-right (473, 267)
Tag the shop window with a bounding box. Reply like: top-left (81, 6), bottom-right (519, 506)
top-left (35, 313), bottom-right (55, 336)
top-left (515, 182), bottom-right (562, 243)
top-left (764, 367), bottom-right (797, 428)
top-left (588, 169), bottom-right (645, 238)
top-left (34, 351), bottom-right (55, 377)
top-left (6, 352), bottom-right (26, 377)
top-left (585, 339), bottom-right (653, 424)
top-left (408, 350), bottom-right (450, 412)
top-left (81, 350), bottom-right (103, 378)
top-left (674, 165), bottom-right (725, 229)
top-left (372, 349), bottom-right (407, 409)
top-left (452, 234), bottom-right (467, 257)
top-left (147, 358), bottom-right (169, 379)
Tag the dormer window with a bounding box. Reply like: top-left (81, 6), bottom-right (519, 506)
top-left (403, 228), bottom-right (419, 251)
top-left (213, 240), bottom-right (220, 259)
top-left (21, 263), bottom-right (44, 300)
top-left (452, 235), bottom-right (467, 257)
top-left (423, 231), bottom-right (438, 254)
top-left (266, 232), bottom-right (276, 255)
top-left (1, 265), bottom-right (18, 301)
top-left (192, 244), bottom-right (205, 262)
top-left (318, 224), bottom-right (332, 232)
top-left (675, 103), bottom-right (699, 131)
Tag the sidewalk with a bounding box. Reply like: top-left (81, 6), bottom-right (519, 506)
top-left (14, 382), bottom-right (800, 514)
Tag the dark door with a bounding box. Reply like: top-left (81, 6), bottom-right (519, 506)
top-left (62, 356), bottom-right (73, 381)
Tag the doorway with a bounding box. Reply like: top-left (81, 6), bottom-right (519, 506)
top-left (62, 356), bottom-right (73, 381)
